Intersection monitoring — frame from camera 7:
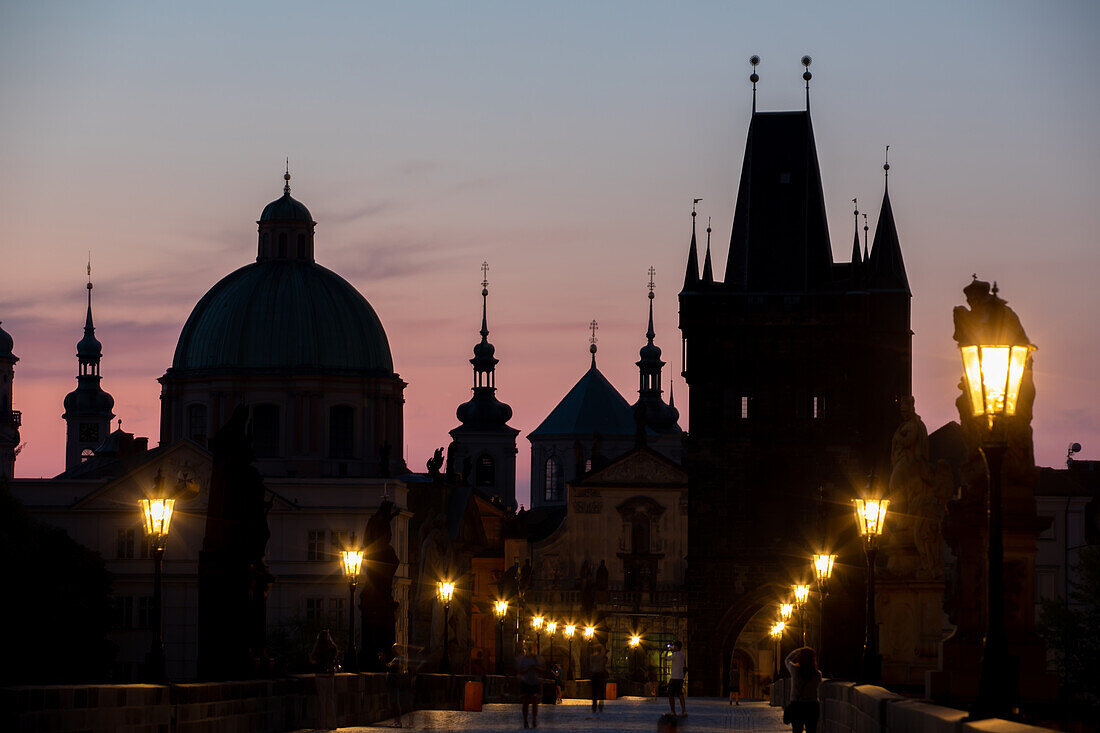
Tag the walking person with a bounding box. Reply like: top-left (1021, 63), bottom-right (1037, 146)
top-left (667, 640), bottom-right (688, 717)
top-left (382, 644), bottom-right (408, 728)
top-left (784, 647), bottom-right (822, 733)
top-left (516, 640), bottom-right (544, 729)
top-left (589, 642), bottom-right (609, 715)
top-left (309, 629), bottom-right (339, 731)
top-left (728, 654), bottom-right (742, 705)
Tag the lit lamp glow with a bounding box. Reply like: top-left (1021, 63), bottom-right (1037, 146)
top-left (138, 490), bottom-right (175, 681)
top-left (341, 550), bottom-right (365, 579)
top-left (532, 615), bottom-right (544, 655)
top-left (494, 600), bottom-right (509, 617)
top-left (812, 552), bottom-right (837, 672)
top-left (341, 550), bottom-right (365, 671)
top-left (629, 634), bottom-right (641, 647)
top-left (532, 615), bottom-right (544, 630)
top-left (583, 626), bottom-right (595, 639)
top-left (439, 580), bottom-right (456, 674)
top-left (793, 585), bottom-right (810, 605)
top-left (494, 600), bottom-right (508, 675)
top-left (855, 496), bottom-right (889, 682)
top-left (564, 624), bottom-right (576, 637)
top-left (439, 581), bottom-right (456, 604)
top-left (957, 295), bottom-right (1035, 718)
top-left (812, 553), bottom-right (837, 583)
top-left (779, 603), bottom-right (793, 621)
top-left (793, 584), bottom-right (810, 644)
top-left (768, 622), bottom-right (784, 678)
top-left (546, 620), bottom-right (558, 635)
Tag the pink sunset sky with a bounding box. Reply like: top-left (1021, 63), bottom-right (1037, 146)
top-left (2, 2), bottom-right (1098, 504)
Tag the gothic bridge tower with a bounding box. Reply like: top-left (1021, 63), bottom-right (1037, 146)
top-left (679, 58), bottom-right (911, 693)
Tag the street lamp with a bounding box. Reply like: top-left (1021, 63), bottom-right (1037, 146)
top-left (779, 603), bottom-right (793, 623)
top-left (793, 584), bottom-right (810, 645)
top-left (138, 490), bottom-right (175, 681)
top-left (494, 600), bottom-right (509, 675)
top-left (959, 325), bottom-right (1034, 718)
top-left (769, 622), bottom-right (785, 680)
top-left (629, 634), bottom-right (642, 681)
top-left (812, 553), bottom-right (837, 670)
top-left (439, 580), bottom-right (456, 673)
top-left (532, 615), bottom-right (544, 655)
top-left (564, 624), bottom-right (576, 680)
top-left (854, 497), bottom-right (889, 682)
top-left (340, 549), bottom-right (364, 672)
top-left (584, 625), bottom-right (596, 678)
top-left (546, 620), bottom-right (558, 666)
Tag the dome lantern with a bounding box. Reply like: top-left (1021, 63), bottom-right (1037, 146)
top-left (256, 165), bottom-right (316, 262)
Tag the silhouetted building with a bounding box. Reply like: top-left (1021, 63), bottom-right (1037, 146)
top-left (447, 271), bottom-right (519, 506)
top-left (680, 97), bottom-right (911, 692)
top-left (0, 321), bottom-right (19, 479)
top-left (62, 275), bottom-right (116, 472)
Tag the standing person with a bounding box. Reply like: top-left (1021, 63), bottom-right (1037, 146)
top-left (309, 629), bottom-right (339, 731)
top-left (667, 640), bottom-right (688, 717)
top-left (382, 644), bottom-right (407, 728)
top-left (590, 642), bottom-right (609, 714)
top-left (784, 647), bottom-right (822, 733)
top-left (516, 640), bottom-right (544, 729)
top-left (552, 662), bottom-right (564, 703)
top-left (728, 654), bottom-right (742, 705)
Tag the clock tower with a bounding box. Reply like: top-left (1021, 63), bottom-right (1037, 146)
top-left (63, 270), bottom-right (115, 471)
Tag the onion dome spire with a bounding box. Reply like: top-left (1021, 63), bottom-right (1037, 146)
top-left (456, 262), bottom-right (513, 429)
top-left (77, 258), bottom-right (102, 360)
top-left (63, 261), bottom-right (115, 472)
top-left (634, 269), bottom-right (680, 433)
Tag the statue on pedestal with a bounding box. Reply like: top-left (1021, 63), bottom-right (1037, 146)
top-left (359, 499), bottom-right (401, 671)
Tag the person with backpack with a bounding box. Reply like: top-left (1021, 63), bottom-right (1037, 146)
top-left (784, 647), bottom-right (822, 733)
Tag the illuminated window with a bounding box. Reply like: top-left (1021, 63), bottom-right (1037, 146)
top-left (81, 448), bottom-right (95, 463)
top-left (741, 396), bottom-right (750, 419)
top-left (812, 395), bottom-right (823, 419)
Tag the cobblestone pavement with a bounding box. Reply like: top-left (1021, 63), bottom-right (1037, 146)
top-left (327, 697), bottom-right (789, 732)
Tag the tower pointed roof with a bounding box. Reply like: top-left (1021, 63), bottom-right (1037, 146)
top-left (867, 166), bottom-right (910, 293)
top-left (850, 200), bottom-right (862, 265)
top-left (701, 218), bottom-right (714, 283)
top-left (529, 362), bottom-right (635, 438)
top-left (682, 207), bottom-right (700, 291)
top-left (724, 109), bottom-right (833, 291)
top-left (77, 276), bottom-right (102, 358)
top-left (634, 270), bottom-right (681, 434)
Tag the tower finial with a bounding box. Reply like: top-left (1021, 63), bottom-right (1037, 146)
top-left (692, 197), bottom-right (702, 215)
top-left (702, 216), bottom-right (714, 282)
top-left (589, 319), bottom-right (599, 366)
top-left (801, 55), bottom-right (812, 109)
top-left (862, 212), bottom-right (869, 260)
top-left (284, 158), bottom-right (291, 195)
top-left (883, 145), bottom-right (890, 186)
top-left (749, 55), bottom-right (760, 113)
top-left (646, 267), bottom-right (656, 342)
top-left (86, 252), bottom-right (92, 291)
top-left (851, 198), bottom-right (862, 265)
top-left (480, 260), bottom-right (490, 340)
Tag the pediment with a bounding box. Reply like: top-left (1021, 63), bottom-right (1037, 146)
top-left (73, 440), bottom-right (213, 510)
top-left (577, 447), bottom-right (687, 488)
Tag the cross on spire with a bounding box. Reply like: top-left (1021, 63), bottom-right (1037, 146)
top-left (647, 266), bottom-right (656, 293)
top-left (589, 319), bottom-right (598, 345)
top-left (481, 261), bottom-right (490, 290)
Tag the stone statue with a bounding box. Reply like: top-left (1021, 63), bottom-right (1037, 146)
top-left (416, 515), bottom-right (451, 664)
top-left (519, 558), bottom-right (533, 599)
top-left (426, 447), bottom-right (444, 477)
top-left (497, 561), bottom-right (520, 603)
top-left (359, 499), bottom-right (401, 670)
top-left (198, 405), bottom-right (275, 679)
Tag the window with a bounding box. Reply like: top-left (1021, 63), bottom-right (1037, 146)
top-left (632, 515), bottom-right (651, 554)
top-left (329, 405), bottom-right (354, 458)
top-left (476, 454), bottom-right (495, 487)
top-left (780, 172), bottom-right (791, 183)
top-left (252, 404), bottom-right (280, 457)
top-left (307, 530), bottom-right (326, 561)
top-left (261, 232), bottom-right (269, 257)
top-left (187, 403), bottom-right (207, 444)
top-left (544, 457), bottom-right (563, 502)
top-left (297, 234), bottom-right (306, 259)
top-left (305, 598), bottom-right (325, 624)
top-left (137, 596), bottom-right (154, 629)
top-left (812, 395), bottom-right (823, 419)
top-left (328, 597), bottom-right (345, 625)
top-left (112, 596), bottom-right (133, 629)
top-left (278, 233), bottom-right (287, 257)
top-left (117, 528), bottom-right (136, 559)
top-left (584, 459), bottom-right (592, 473)
top-left (741, 396), bottom-right (750, 419)
top-left (81, 448), bottom-right (95, 463)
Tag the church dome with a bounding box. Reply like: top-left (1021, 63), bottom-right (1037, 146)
top-left (0, 321), bottom-right (15, 361)
top-left (170, 260), bottom-right (394, 376)
top-left (259, 192), bottom-right (313, 223)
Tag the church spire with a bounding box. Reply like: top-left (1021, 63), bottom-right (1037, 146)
top-left (469, 261), bottom-right (498, 387)
top-left (851, 199), bottom-right (862, 265)
top-left (867, 149), bottom-right (910, 294)
top-left (634, 269), bottom-right (680, 433)
top-left (683, 200), bottom-right (701, 290)
top-left (701, 217), bottom-right (714, 283)
top-left (63, 263), bottom-right (115, 472)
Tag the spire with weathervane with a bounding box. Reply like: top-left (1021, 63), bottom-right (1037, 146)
top-left (682, 200), bottom-right (701, 290)
top-left (634, 268), bottom-right (681, 434)
top-left (867, 147), bottom-right (910, 293)
top-left (63, 260), bottom-right (115, 472)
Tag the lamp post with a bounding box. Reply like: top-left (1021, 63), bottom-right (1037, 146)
top-left (546, 621), bottom-right (558, 667)
top-left (959, 330), bottom-right (1034, 718)
top-left (340, 550), bottom-right (365, 672)
top-left (854, 497), bottom-right (888, 682)
top-left (629, 634), bottom-right (641, 682)
top-left (532, 615), bottom-right (544, 655)
top-left (778, 603), bottom-right (793, 673)
top-left (812, 553), bottom-right (836, 671)
top-left (439, 581), bottom-right (455, 673)
top-left (584, 625), bottom-right (595, 677)
top-left (138, 492), bottom-right (175, 681)
top-left (793, 584), bottom-right (810, 646)
top-left (494, 600), bottom-right (509, 675)
top-left (564, 624), bottom-right (576, 680)
top-left (769, 622), bottom-right (785, 681)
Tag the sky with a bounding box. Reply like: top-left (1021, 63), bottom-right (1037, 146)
top-left (2, 1), bottom-right (1098, 505)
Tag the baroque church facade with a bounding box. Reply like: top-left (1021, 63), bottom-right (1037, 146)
top-left (6, 175), bottom-right (413, 681)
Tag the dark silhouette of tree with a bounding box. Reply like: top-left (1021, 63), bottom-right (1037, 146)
top-left (1038, 545), bottom-right (1100, 719)
top-left (0, 478), bottom-right (114, 683)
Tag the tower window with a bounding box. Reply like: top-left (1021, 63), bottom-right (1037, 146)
top-left (328, 405), bottom-right (354, 458)
top-left (812, 395), bottom-right (823, 419)
top-left (741, 396), bottom-right (750, 419)
top-left (544, 457), bottom-right (563, 502)
top-left (79, 422), bottom-right (100, 443)
top-left (476, 454), bottom-right (495, 487)
top-left (261, 232), bottom-right (269, 257)
top-left (81, 448), bottom-right (95, 463)
top-left (252, 403), bottom-right (280, 456)
top-left (187, 403), bottom-right (207, 444)
top-left (297, 233), bottom-right (306, 259)
top-left (278, 233), bottom-right (287, 257)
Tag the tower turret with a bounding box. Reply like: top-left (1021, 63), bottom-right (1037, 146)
top-left (256, 164), bottom-right (317, 262)
top-left (867, 153), bottom-right (910, 293)
top-left (634, 269), bottom-right (681, 434)
top-left (63, 267), bottom-right (115, 471)
top-left (448, 262), bottom-right (518, 505)
top-left (0, 320), bottom-right (20, 479)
